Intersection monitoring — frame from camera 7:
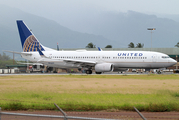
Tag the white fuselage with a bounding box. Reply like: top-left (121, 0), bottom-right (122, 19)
top-left (21, 50), bottom-right (177, 69)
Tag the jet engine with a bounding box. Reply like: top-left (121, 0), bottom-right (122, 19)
top-left (95, 63), bottom-right (114, 72)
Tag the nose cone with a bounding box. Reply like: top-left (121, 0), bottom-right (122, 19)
top-left (170, 58), bottom-right (177, 66)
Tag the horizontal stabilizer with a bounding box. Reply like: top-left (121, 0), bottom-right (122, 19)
top-left (3, 50), bottom-right (32, 55)
top-left (17, 62), bottom-right (43, 65)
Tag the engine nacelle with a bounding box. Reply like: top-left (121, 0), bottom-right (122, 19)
top-left (113, 68), bottom-right (128, 72)
top-left (95, 63), bottom-right (114, 72)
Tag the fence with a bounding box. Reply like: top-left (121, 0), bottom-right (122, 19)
top-left (0, 103), bottom-right (147, 120)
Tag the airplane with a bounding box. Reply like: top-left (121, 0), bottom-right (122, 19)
top-left (5, 20), bottom-right (177, 74)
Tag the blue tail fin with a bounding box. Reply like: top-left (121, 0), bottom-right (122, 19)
top-left (57, 43), bottom-right (59, 51)
top-left (35, 46), bottom-right (49, 58)
top-left (17, 20), bottom-right (45, 52)
top-left (36, 46), bottom-right (44, 56)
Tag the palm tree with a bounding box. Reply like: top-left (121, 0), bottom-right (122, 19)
top-left (86, 42), bottom-right (96, 48)
top-left (128, 42), bottom-right (135, 48)
top-left (105, 45), bottom-right (112, 48)
top-left (175, 42), bottom-right (179, 47)
top-left (136, 43), bottom-right (144, 48)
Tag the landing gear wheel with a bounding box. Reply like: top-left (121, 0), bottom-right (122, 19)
top-left (95, 72), bottom-right (102, 74)
top-left (86, 70), bottom-right (92, 74)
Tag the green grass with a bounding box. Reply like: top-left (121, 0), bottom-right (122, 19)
top-left (0, 74), bottom-right (179, 111)
top-left (51, 74), bottom-right (179, 80)
top-left (1, 91), bottom-right (179, 111)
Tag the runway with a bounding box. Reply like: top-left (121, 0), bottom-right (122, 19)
top-left (0, 71), bottom-right (174, 76)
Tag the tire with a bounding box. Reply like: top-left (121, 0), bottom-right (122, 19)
top-left (86, 70), bottom-right (92, 74)
top-left (96, 72), bottom-right (102, 74)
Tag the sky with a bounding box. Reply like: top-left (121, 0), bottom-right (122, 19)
top-left (1, 0), bottom-right (179, 23)
top-left (0, 0), bottom-right (179, 54)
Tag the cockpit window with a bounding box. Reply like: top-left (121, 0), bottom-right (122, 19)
top-left (162, 56), bottom-right (170, 58)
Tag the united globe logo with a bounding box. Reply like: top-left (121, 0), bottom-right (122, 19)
top-left (23, 35), bottom-right (44, 52)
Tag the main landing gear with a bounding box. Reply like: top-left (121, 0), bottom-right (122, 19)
top-left (95, 72), bottom-right (102, 74)
top-left (86, 70), bottom-right (92, 74)
top-left (85, 70), bottom-right (102, 74)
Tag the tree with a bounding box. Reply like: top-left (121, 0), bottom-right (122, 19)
top-left (105, 45), bottom-right (112, 48)
top-left (86, 42), bottom-right (96, 48)
top-left (128, 42), bottom-right (135, 48)
top-left (136, 43), bottom-right (144, 48)
top-left (0, 53), bottom-right (16, 68)
top-left (175, 42), bottom-right (179, 47)
top-left (0, 59), bottom-right (15, 69)
top-left (0, 53), bottom-right (11, 60)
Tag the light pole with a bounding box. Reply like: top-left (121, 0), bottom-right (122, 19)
top-left (147, 28), bottom-right (156, 51)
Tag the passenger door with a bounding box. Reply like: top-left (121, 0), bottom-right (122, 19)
top-left (152, 54), bottom-right (157, 62)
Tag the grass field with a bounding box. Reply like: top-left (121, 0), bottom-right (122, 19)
top-left (0, 74), bottom-right (179, 112)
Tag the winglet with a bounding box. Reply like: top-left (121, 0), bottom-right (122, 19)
top-left (98, 47), bottom-right (103, 51)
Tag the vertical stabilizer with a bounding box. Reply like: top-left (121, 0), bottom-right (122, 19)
top-left (57, 42), bottom-right (59, 51)
top-left (17, 20), bottom-right (49, 52)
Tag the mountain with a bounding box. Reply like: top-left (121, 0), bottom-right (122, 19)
top-left (156, 14), bottom-right (179, 23)
top-left (95, 11), bottom-right (179, 48)
top-left (0, 5), bottom-right (112, 54)
top-left (1, 4), bottom-right (179, 57)
top-left (55, 10), bottom-right (179, 48)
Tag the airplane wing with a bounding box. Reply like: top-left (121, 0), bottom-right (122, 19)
top-left (63, 59), bottom-right (96, 66)
top-left (3, 50), bottom-right (32, 55)
top-left (34, 46), bottom-right (96, 67)
top-left (37, 58), bottom-right (96, 67)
